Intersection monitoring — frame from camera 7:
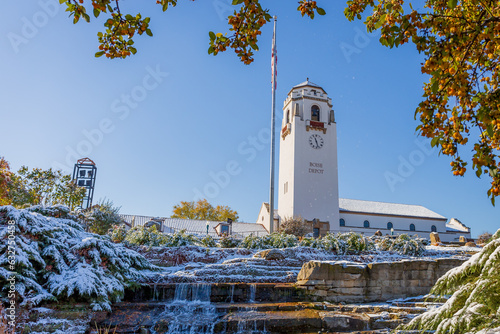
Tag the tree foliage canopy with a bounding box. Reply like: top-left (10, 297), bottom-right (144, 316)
top-left (0, 157), bottom-right (85, 209)
top-left (345, 0), bottom-right (500, 203)
top-left (171, 198), bottom-right (239, 221)
top-left (60, 0), bottom-right (500, 202)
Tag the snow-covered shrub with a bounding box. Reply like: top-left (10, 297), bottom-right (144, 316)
top-left (199, 235), bottom-right (217, 248)
top-left (321, 233), bottom-right (348, 254)
top-left (299, 236), bottom-right (322, 248)
top-left (317, 232), bottom-right (374, 255)
top-left (241, 234), bottom-right (267, 249)
top-left (0, 206), bottom-right (157, 311)
top-left (125, 225), bottom-right (169, 247)
top-left (80, 199), bottom-right (124, 235)
top-left (261, 232), bottom-right (298, 248)
top-left (163, 230), bottom-right (199, 247)
top-left (400, 228), bottom-right (500, 333)
top-left (218, 234), bottom-right (241, 248)
top-left (339, 232), bottom-right (375, 253)
top-left (377, 234), bottom-right (425, 256)
top-left (28, 205), bottom-right (73, 219)
top-left (109, 224), bottom-right (127, 243)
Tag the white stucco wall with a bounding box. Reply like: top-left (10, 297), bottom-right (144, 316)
top-left (338, 212), bottom-right (470, 242)
top-left (278, 85), bottom-right (339, 230)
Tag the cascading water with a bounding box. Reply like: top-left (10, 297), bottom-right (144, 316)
top-left (151, 283), bottom-right (217, 334)
top-left (248, 284), bottom-right (256, 303)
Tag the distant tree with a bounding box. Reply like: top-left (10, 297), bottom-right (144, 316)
top-left (0, 157), bottom-right (12, 206)
top-left (171, 199), bottom-right (239, 221)
top-left (278, 216), bottom-right (309, 237)
top-left (477, 231), bottom-right (493, 244)
top-left (2, 162), bottom-right (85, 210)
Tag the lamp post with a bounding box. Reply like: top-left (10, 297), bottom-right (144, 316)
top-left (206, 222), bottom-right (209, 235)
top-left (391, 228), bottom-right (394, 236)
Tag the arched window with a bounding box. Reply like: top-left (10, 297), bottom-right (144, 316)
top-left (410, 224), bottom-right (416, 231)
top-left (387, 222), bottom-right (393, 230)
top-left (364, 220), bottom-right (370, 228)
top-left (339, 218), bottom-right (345, 227)
top-left (311, 105), bottom-right (320, 121)
top-left (431, 225), bottom-right (437, 232)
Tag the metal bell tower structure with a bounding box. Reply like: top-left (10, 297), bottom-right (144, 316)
top-left (72, 157), bottom-right (97, 209)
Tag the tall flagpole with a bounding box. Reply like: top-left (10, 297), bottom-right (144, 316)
top-left (269, 16), bottom-right (277, 233)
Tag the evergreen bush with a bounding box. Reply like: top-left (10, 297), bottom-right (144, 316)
top-left (401, 229), bottom-right (500, 333)
top-left (109, 224), bottom-right (127, 243)
top-left (218, 234), bottom-right (241, 248)
top-left (124, 225), bottom-right (169, 247)
top-left (241, 234), bottom-right (267, 249)
top-left (377, 234), bottom-right (425, 256)
top-left (0, 206), bottom-right (157, 311)
top-left (199, 235), bottom-right (217, 248)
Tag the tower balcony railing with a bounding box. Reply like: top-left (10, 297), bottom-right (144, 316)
top-left (281, 123), bottom-right (291, 139)
top-left (306, 120), bottom-right (327, 134)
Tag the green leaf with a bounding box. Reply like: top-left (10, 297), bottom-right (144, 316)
top-left (209, 31), bottom-right (216, 40)
top-left (83, 13), bottom-right (90, 23)
top-left (208, 46), bottom-right (215, 54)
top-left (146, 29), bottom-right (153, 37)
top-left (431, 136), bottom-right (440, 147)
top-left (431, 80), bottom-right (439, 94)
top-left (93, 8), bottom-right (100, 18)
top-left (129, 47), bottom-right (137, 55)
top-left (448, 0), bottom-right (458, 9)
top-left (486, 124), bottom-right (494, 137)
top-left (232, 0), bottom-right (244, 5)
top-left (95, 51), bottom-right (105, 58)
top-left (375, 14), bottom-right (386, 29)
top-left (317, 7), bottom-right (326, 15)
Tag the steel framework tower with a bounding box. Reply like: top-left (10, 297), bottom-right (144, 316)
top-left (72, 157), bottom-right (97, 209)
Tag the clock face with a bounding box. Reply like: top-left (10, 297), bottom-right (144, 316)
top-left (309, 134), bottom-right (324, 149)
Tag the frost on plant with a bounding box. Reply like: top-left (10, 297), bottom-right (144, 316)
top-left (0, 206), bottom-right (157, 311)
top-left (377, 234), bottom-right (425, 256)
top-left (400, 228), bottom-right (500, 333)
top-left (218, 234), bottom-right (241, 248)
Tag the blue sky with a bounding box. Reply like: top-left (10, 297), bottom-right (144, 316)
top-left (1, 1), bottom-right (497, 238)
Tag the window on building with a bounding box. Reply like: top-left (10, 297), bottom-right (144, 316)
top-left (364, 220), bottom-right (370, 228)
top-left (284, 182), bottom-right (288, 194)
top-left (313, 228), bottom-right (320, 238)
top-left (221, 225), bottom-right (229, 235)
top-left (286, 110), bottom-right (290, 124)
top-left (431, 225), bottom-right (437, 232)
top-left (339, 218), bottom-right (345, 227)
top-left (387, 222), bottom-right (393, 230)
top-left (311, 105), bottom-right (320, 121)
top-left (410, 224), bottom-right (416, 231)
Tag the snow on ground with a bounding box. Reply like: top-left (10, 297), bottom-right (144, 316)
top-left (138, 244), bottom-right (479, 284)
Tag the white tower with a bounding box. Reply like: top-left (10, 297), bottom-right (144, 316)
top-left (277, 80), bottom-right (340, 232)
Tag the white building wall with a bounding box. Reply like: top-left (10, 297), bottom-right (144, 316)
top-left (339, 212), bottom-right (469, 242)
top-left (278, 85), bottom-right (339, 230)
